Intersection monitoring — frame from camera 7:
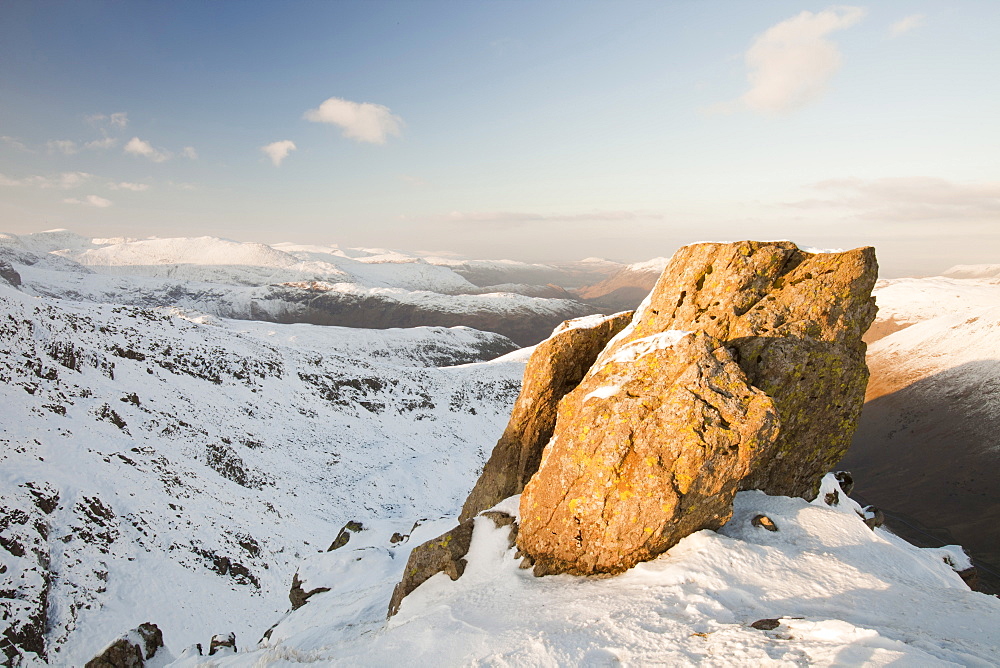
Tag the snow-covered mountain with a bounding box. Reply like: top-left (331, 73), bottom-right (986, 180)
top-left (0, 280), bottom-right (528, 664)
top-left (843, 268), bottom-right (1000, 592)
top-left (574, 257), bottom-right (670, 311)
top-left (0, 231), bottom-right (604, 346)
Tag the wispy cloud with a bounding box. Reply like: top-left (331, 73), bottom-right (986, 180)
top-left (736, 6), bottom-right (866, 115)
top-left (124, 137), bottom-right (170, 162)
top-left (108, 181), bottom-right (150, 192)
top-left (85, 137), bottom-right (118, 150)
top-left (181, 146), bottom-right (198, 160)
top-left (890, 14), bottom-right (925, 38)
top-left (261, 140), bottom-right (296, 166)
top-left (64, 194), bottom-right (113, 208)
top-left (47, 139), bottom-right (79, 155)
top-left (443, 210), bottom-right (662, 226)
top-left (2, 136), bottom-right (33, 152)
top-left (787, 177), bottom-right (1000, 222)
top-left (0, 171), bottom-right (92, 189)
top-left (304, 97), bottom-right (403, 144)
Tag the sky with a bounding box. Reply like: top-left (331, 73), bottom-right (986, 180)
top-left (1, 0), bottom-right (998, 276)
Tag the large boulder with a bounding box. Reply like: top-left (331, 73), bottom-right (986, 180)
top-left (459, 311), bottom-right (634, 522)
top-left (604, 241), bottom-right (877, 498)
top-left (517, 331), bottom-right (780, 575)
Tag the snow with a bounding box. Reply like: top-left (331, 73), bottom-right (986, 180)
top-left (199, 476), bottom-right (999, 667)
top-left (551, 311), bottom-right (631, 336)
top-left (626, 256), bottom-right (670, 273)
top-left (942, 264), bottom-right (1000, 279)
top-left (583, 384), bottom-right (621, 401)
top-left (0, 281), bottom-right (527, 664)
top-left (606, 329), bottom-right (692, 365)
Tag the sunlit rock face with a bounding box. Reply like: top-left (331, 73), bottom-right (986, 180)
top-left (608, 241), bottom-right (878, 499)
top-left (516, 241), bottom-right (877, 576)
top-left (517, 330), bottom-right (780, 576)
top-left (459, 311), bottom-right (634, 522)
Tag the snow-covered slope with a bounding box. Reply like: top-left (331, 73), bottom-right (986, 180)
top-left (575, 257), bottom-right (670, 311)
top-left (177, 477), bottom-right (1000, 666)
top-left (843, 274), bottom-right (1000, 591)
top-left (0, 283), bottom-right (526, 665)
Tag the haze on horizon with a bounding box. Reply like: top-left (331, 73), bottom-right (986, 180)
top-left (1, 0), bottom-right (998, 278)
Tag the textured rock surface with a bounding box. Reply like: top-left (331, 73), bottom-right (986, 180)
top-left (387, 511), bottom-right (518, 617)
top-left (518, 331), bottom-right (779, 576)
top-left (459, 311), bottom-right (634, 522)
top-left (605, 241), bottom-right (877, 498)
top-left (387, 520), bottom-right (475, 618)
top-left (84, 622), bottom-right (163, 668)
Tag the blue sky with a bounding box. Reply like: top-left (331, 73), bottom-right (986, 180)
top-left (1, 1), bottom-right (998, 275)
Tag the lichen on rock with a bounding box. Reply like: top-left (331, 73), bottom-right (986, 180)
top-left (459, 311), bottom-right (634, 522)
top-left (517, 331), bottom-right (780, 575)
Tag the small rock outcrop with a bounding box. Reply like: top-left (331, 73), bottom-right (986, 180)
top-left (84, 622), bottom-right (163, 668)
top-left (0, 259), bottom-right (21, 287)
top-left (602, 241), bottom-right (877, 499)
top-left (387, 520), bottom-right (475, 617)
top-left (517, 331), bottom-right (779, 575)
top-left (327, 520), bottom-right (364, 551)
top-left (459, 311), bottom-right (634, 522)
top-left (387, 511), bottom-right (519, 618)
top-left (289, 572), bottom-right (331, 611)
top-left (208, 631), bottom-right (237, 655)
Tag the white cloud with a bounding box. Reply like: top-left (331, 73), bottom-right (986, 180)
top-left (738, 6), bottom-right (866, 114)
top-left (890, 14), bottom-right (925, 37)
top-left (124, 137), bottom-right (170, 162)
top-left (47, 139), bottom-right (79, 155)
top-left (85, 137), bottom-right (118, 150)
top-left (304, 97), bottom-right (403, 144)
top-left (788, 177), bottom-right (1000, 222)
top-left (181, 146), bottom-right (198, 160)
top-left (0, 171), bottom-right (92, 189)
top-left (108, 181), bottom-right (150, 192)
top-left (1, 136), bottom-right (32, 152)
top-left (261, 140), bottom-right (296, 167)
top-left (64, 194), bottom-right (113, 208)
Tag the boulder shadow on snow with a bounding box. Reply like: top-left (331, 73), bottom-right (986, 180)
top-left (840, 360), bottom-right (1000, 594)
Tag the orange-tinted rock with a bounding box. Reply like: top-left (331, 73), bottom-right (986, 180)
top-left (517, 331), bottom-right (779, 576)
top-left (459, 311), bottom-right (634, 522)
top-left (605, 241), bottom-right (877, 498)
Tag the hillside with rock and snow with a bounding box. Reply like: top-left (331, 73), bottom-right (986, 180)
top-left (160, 242), bottom-right (999, 666)
top-left (0, 230), bottom-right (609, 346)
top-left (0, 280), bottom-right (529, 665)
top-left (842, 265), bottom-right (1000, 589)
top-left (186, 478), bottom-right (999, 667)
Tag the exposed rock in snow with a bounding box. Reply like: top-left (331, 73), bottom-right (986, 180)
top-left (459, 311), bottom-right (634, 522)
top-left (608, 241), bottom-right (877, 499)
top-left (518, 331), bottom-right (779, 576)
top-left (84, 622), bottom-right (164, 668)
